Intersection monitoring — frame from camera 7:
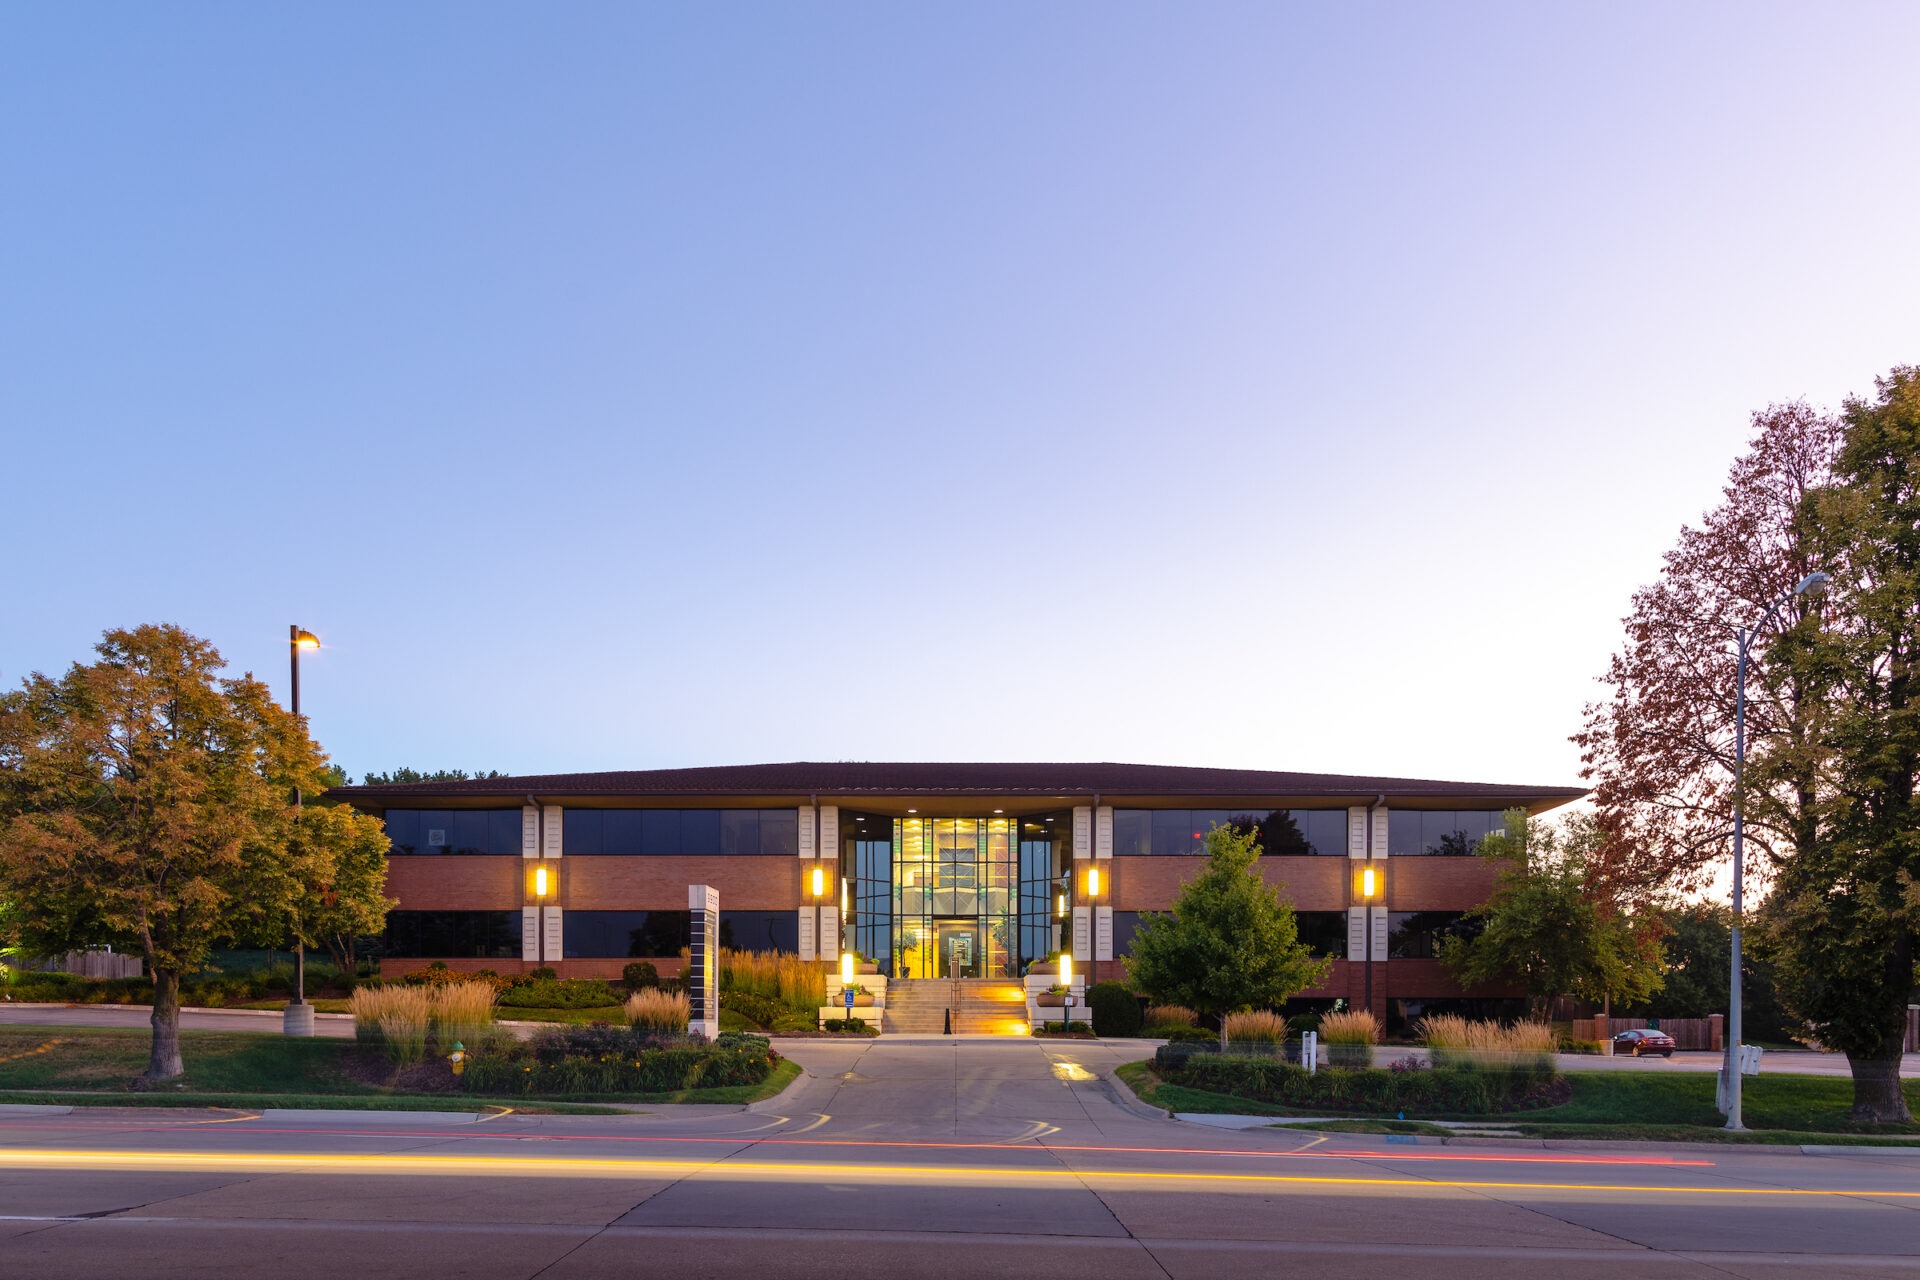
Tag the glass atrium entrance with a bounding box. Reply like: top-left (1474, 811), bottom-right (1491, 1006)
top-left (848, 813), bottom-right (1065, 980)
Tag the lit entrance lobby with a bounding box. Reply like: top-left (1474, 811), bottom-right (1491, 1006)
top-left (848, 813), bottom-right (1066, 984)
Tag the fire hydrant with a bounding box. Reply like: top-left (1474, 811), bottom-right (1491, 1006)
top-left (447, 1041), bottom-right (467, 1077)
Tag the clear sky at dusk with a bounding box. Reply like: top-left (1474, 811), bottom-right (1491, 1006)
top-left (5, 4), bottom-right (1917, 789)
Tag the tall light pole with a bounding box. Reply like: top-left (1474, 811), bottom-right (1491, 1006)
top-left (285, 626), bottom-right (321, 1037)
top-left (1725, 571), bottom-right (1828, 1130)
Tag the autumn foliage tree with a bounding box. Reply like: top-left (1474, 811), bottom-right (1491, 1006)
top-left (0, 625), bottom-right (382, 1081)
top-left (1578, 378), bottom-right (1920, 1123)
top-left (1575, 402), bottom-right (1841, 895)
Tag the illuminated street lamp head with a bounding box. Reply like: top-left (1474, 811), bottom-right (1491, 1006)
top-left (292, 628), bottom-right (321, 650)
top-left (1059, 953), bottom-right (1072, 984)
top-left (840, 951), bottom-right (854, 985)
top-left (1795, 571), bottom-right (1831, 598)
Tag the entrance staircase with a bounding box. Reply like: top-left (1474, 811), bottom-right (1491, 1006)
top-left (884, 978), bottom-right (1029, 1034)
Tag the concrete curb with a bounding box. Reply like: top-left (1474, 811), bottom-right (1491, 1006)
top-left (0, 1104), bottom-right (74, 1115)
top-left (1096, 1065), bottom-right (1176, 1123)
top-left (1799, 1144), bottom-right (1920, 1156)
top-left (259, 1108), bottom-right (483, 1124)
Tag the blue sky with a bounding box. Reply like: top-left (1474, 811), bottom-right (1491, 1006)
top-left (5, 4), bottom-right (1917, 788)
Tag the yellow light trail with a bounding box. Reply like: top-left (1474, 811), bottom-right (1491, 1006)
top-left (0, 1149), bottom-right (1909, 1199)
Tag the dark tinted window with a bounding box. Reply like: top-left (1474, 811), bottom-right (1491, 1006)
top-left (384, 809), bottom-right (420, 856)
top-left (601, 810), bottom-right (642, 855)
top-left (1150, 810), bottom-right (1196, 856)
top-left (1297, 811), bottom-right (1349, 856)
top-left (1190, 811), bottom-right (1234, 845)
top-left (1110, 910), bottom-right (1141, 957)
top-left (385, 809), bottom-right (520, 856)
top-left (1294, 911), bottom-right (1348, 957)
top-left (720, 809), bottom-right (760, 855)
top-left (680, 809), bottom-right (721, 853)
top-left (1387, 910), bottom-right (1479, 959)
top-left (759, 809), bottom-right (798, 856)
top-left (641, 810), bottom-right (682, 855)
top-left (564, 910), bottom-right (692, 958)
top-left (563, 809), bottom-right (603, 856)
top-left (490, 810), bottom-right (521, 856)
top-left (1390, 811), bottom-right (1502, 856)
top-left (382, 910), bottom-right (519, 958)
top-left (1258, 810), bottom-right (1308, 855)
top-left (719, 910), bottom-right (800, 953)
top-left (1112, 810), bottom-right (1150, 857)
top-left (567, 809), bottom-right (799, 855)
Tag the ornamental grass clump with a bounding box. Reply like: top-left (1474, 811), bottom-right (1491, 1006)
top-left (708, 948), bottom-right (828, 1015)
top-left (1419, 1016), bottom-right (1557, 1071)
top-left (359, 985), bottom-right (432, 1065)
top-left (625, 987), bottom-right (690, 1034)
top-left (1317, 1009), bottom-right (1380, 1068)
top-left (1143, 1005), bottom-right (1197, 1029)
top-left (1222, 1010), bottom-right (1287, 1048)
top-left (430, 981), bottom-right (496, 1051)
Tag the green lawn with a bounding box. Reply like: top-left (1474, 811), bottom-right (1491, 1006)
top-left (1114, 1059), bottom-right (1920, 1142)
top-left (0, 1024), bottom-right (798, 1109)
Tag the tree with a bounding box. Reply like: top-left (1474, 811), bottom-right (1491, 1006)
top-left (1616, 903), bottom-right (1796, 1040)
top-left (1575, 403), bottom-right (1841, 894)
top-left (259, 803), bottom-right (395, 988)
top-left (1753, 367), bottom-right (1920, 1122)
top-left (359, 767), bottom-right (506, 785)
top-left (1439, 810), bottom-right (1665, 1019)
top-left (1124, 824), bottom-right (1331, 1044)
top-left (0, 625), bottom-right (326, 1080)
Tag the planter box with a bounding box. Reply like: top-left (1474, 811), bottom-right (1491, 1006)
top-left (817, 1007), bottom-right (881, 1032)
top-left (1028, 1002), bottom-right (1089, 1026)
top-left (1035, 993), bottom-right (1069, 1008)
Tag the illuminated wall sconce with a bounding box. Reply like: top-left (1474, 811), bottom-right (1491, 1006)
top-left (1084, 866), bottom-right (1102, 898)
top-left (810, 865), bottom-right (827, 898)
top-left (1357, 864), bottom-right (1382, 901)
top-left (1056, 892), bottom-right (1066, 919)
top-left (527, 861), bottom-right (558, 902)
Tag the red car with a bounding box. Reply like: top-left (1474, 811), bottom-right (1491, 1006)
top-left (1613, 1028), bottom-right (1676, 1057)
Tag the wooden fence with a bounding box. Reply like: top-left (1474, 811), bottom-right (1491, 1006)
top-left (1572, 1014), bottom-right (1723, 1051)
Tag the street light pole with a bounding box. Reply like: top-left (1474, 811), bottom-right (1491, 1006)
top-left (285, 626), bottom-right (321, 1037)
top-left (1725, 572), bottom-right (1828, 1131)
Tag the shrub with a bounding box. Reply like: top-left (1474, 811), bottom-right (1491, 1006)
top-left (1087, 982), bottom-right (1143, 1037)
top-left (622, 961), bottom-right (660, 990)
top-left (625, 988), bottom-right (690, 1034)
top-left (461, 1024), bottom-right (779, 1095)
top-left (719, 989), bottom-right (788, 1029)
top-left (497, 978), bottom-right (622, 1010)
top-left (1143, 1004), bottom-right (1197, 1029)
top-left (530, 966), bottom-right (558, 981)
top-left (1151, 1046), bottom-right (1561, 1116)
top-left (1222, 1010), bottom-right (1287, 1044)
top-left (1158, 1025), bottom-right (1218, 1043)
top-left (823, 1017), bottom-right (875, 1034)
top-left (1318, 1009), bottom-right (1380, 1068)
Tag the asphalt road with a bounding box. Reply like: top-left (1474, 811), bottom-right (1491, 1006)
top-left (2, 1037), bottom-right (1917, 1278)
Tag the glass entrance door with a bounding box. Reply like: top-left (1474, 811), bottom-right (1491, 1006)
top-left (936, 921), bottom-right (978, 978)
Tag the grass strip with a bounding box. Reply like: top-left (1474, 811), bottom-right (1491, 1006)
top-left (1114, 1059), bottom-right (1920, 1142)
top-left (0, 1089), bottom-right (620, 1114)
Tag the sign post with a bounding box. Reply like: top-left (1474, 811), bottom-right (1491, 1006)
top-left (688, 884), bottom-right (720, 1042)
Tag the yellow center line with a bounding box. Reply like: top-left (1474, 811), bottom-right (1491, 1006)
top-left (0, 1149), bottom-right (1909, 1198)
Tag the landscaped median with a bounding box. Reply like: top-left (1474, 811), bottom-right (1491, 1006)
top-left (1114, 1053), bottom-right (1920, 1145)
top-left (0, 1022), bottom-right (801, 1110)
